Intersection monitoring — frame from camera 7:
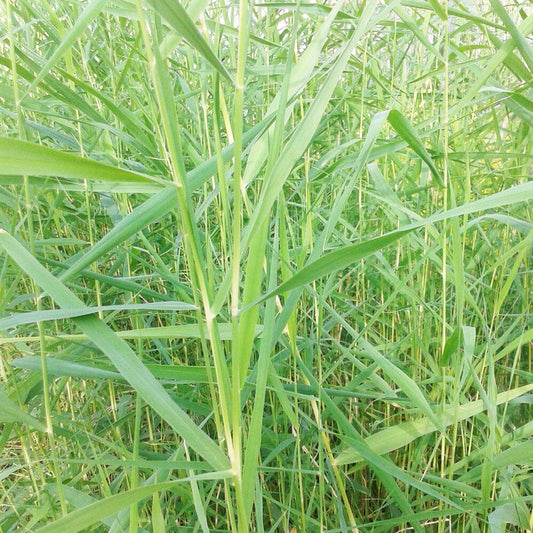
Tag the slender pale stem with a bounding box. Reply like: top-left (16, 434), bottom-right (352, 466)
top-left (229, 1), bottom-right (251, 530)
top-left (6, 0), bottom-right (67, 515)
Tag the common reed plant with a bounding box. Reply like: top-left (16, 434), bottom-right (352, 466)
top-left (0, 0), bottom-right (532, 531)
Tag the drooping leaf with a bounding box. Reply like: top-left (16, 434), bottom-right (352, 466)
top-left (145, 0), bottom-right (232, 82)
top-left (0, 301), bottom-right (196, 329)
top-left (0, 138), bottom-right (164, 186)
top-left (335, 383), bottom-right (533, 465)
top-left (0, 388), bottom-right (47, 432)
top-left (388, 109), bottom-right (442, 184)
top-left (24, 0), bottom-right (109, 96)
top-left (440, 327), bottom-right (461, 367)
top-left (34, 473), bottom-right (232, 533)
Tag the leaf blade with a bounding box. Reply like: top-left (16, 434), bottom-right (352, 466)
top-left (0, 138), bottom-right (164, 185)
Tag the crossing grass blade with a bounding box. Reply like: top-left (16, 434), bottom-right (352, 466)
top-left (0, 388), bottom-right (48, 432)
top-left (2, 1), bottom-right (532, 530)
top-left (23, 0), bottom-right (108, 97)
top-left (10, 357), bottom-right (122, 381)
top-left (297, 355), bottom-right (462, 530)
top-left (0, 302), bottom-right (196, 329)
top-left (242, 4), bottom-right (380, 250)
top-left (241, 0), bottom-right (346, 186)
top-left (335, 383), bottom-right (533, 465)
top-left (53, 112), bottom-right (277, 284)
top-left (10, 356), bottom-right (210, 384)
top-left (0, 229), bottom-right (230, 472)
top-left (488, 0), bottom-right (533, 72)
top-left (387, 109), bottom-right (442, 183)
top-left (34, 473), bottom-right (232, 533)
top-left (1, 323), bottom-right (262, 345)
top-left (451, 14), bottom-right (533, 114)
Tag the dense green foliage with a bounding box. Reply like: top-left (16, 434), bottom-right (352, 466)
top-left (1, 0), bottom-right (532, 531)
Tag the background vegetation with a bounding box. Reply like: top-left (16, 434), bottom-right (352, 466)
top-left (0, 0), bottom-right (532, 531)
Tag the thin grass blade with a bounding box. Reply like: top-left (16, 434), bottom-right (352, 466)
top-left (34, 473), bottom-right (232, 533)
top-left (250, 182), bottom-right (532, 306)
top-left (335, 383), bottom-right (533, 465)
top-left (23, 0), bottom-right (108, 97)
top-left (0, 389), bottom-right (48, 432)
top-left (388, 109), bottom-right (441, 183)
top-left (0, 302), bottom-right (196, 329)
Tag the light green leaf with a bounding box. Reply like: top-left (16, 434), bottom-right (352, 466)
top-left (11, 357), bottom-right (121, 380)
top-left (243, 15), bottom-right (375, 249)
top-left (249, 181), bottom-right (533, 307)
top-left (388, 109), bottom-right (441, 183)
top-left (242, 0), bottom-right (347, 186)
top-left (2, 324), bottom-right (263, 345)
top-left (335, 383), bottom-right (533, 465)
top-left (427, 0), bottom-right (447, 20)
top-left (0, 138), bottom-right (165, 186)
top-left (35, 473), bottom-right (232, 533)
top-left (11, 357), bottom-right (210, 384)
top-left (24, 0), bottom-right (109, 97)
top-left (0, 301), bottom-right (196, 329)
top-left (0, 388), bottom-right (47, 432)
top-left (151, 492), bottom-right (166, 533)
top-left (489, 0), bottom-right (533, 73)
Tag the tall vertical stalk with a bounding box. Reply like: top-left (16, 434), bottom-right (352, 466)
top-left (439, 6), bottom-right (450, 527)
top-left (134, 1), bottom-right (249, 529)
top-left (229, 1), bottom-right (250, 529)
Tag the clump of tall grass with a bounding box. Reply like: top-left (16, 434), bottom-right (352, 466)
top-left (0, 0), bottom-right (532, 531)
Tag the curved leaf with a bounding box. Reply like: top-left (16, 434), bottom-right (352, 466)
top-left (335, 383), bottom-right (533, 465)
top-left (0, 301), bottom-right (196, 329)
top-left (34, 473), bottom-right (232, 533)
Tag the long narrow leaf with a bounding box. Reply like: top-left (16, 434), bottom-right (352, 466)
top-left (0, 302), bottom-right (195, 329)
top-left (0, 138), bottom-right (164, 185)
top-left (243, 15), bottom-right (377, 249)
top-left (34, 473), bottom-right (232, 533)
top-left (388, 109), bottom-right (441, 183)
top-left (10, 357), bottom-right (210, 384)
top-left (56, 111), bottom-right (277, 283)
top-left (335, 383), bottom-right (533, 465)
top-left (489, 0), bottom-right (533, 73)
top-left (249, 182), bottom-right (533, 307)
top-left (0, 389), bottom-right (48, 432)
top-left (24, 0), bottom-right (109, 96)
